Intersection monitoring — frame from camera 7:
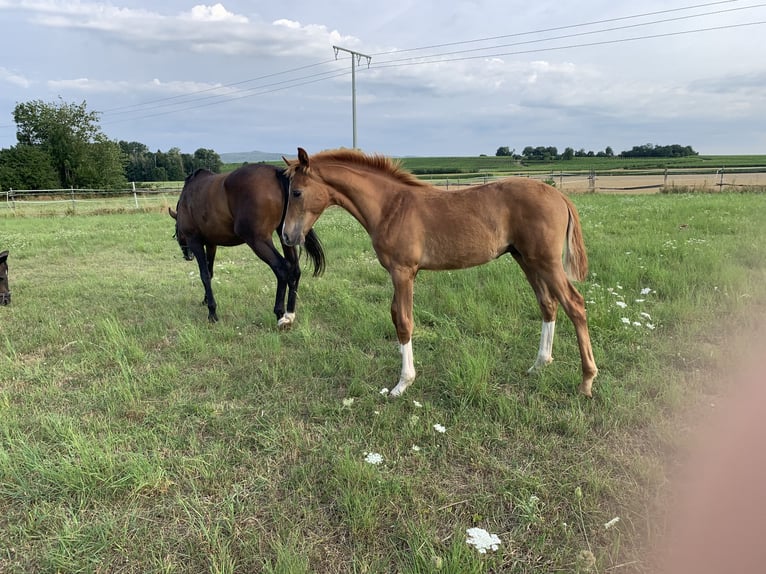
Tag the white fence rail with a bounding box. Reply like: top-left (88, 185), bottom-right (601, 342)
top-left (3, 185), bottom-right (184, 215)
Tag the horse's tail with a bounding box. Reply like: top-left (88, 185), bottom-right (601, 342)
top-left (303, 228), bottom-right (326, 277)
top-left (562, 195), bottom-right (589, 282)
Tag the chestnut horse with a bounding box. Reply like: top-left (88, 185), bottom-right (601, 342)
top-left (282, 148), bottom-right (597, 397)
top-left (169, 163), bottom-right (325, 326)
top-left (0, 250), bottom-right (10, 305)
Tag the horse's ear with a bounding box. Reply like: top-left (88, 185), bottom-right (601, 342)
top-left (0, 251), bottom-right (7, 262)
top-left (168, 207), bottom-right (177, 219)
top-left (281, 155), bottom-right (292, 167)
top-left (297, 147), bottom-right (310, 168)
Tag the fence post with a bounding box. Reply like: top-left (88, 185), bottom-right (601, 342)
top-left (132, 181), bottom-right (139, 209)
top-left (588, 169), bottom-right (596, 192)
top-left (71, 186), bottom-right (76, 211)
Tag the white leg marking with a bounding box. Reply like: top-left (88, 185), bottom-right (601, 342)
top-left (528, 320), bottom-right (555, 373)
top-left (277, 312), bottom-right (296, 329)
top-left (390, 340), bottom-right (416, 397)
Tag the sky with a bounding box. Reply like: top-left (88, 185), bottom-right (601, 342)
top-left (0, 0), bottom-right (765, 157)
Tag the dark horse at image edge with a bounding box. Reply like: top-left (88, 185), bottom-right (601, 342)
top-left (169, 163), bottom-right (325, 325)
top-left (0, 250), bottom-right (10, 305)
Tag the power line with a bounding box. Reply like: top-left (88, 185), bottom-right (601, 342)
top-left (369, 20), bottom-right (766, 70)
top-left (371, 3), bottom-right (766, 65)
top-left (100, 58), bottom-right (339, 114)
top-left (368, 0), bottom-right (746, 55)
top-left (92, 2), bottom-right (765, 124)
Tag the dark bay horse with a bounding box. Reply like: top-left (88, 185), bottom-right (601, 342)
top-left (282, 148), bottom-right (597, 397)
top-left (169, 163), bottom-right (325, 326)
top-left (0, 251), bottom-right (10, 305)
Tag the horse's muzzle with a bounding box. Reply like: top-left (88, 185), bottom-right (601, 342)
top-left (0, 292), bottom-right (11, 305)
top-left (282, 229), bottom-right (304, 247)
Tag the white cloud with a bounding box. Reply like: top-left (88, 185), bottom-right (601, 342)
top-left (184, 3), bottom-right (248, 23)
top-left (0, 67), bottom-right (31, 88)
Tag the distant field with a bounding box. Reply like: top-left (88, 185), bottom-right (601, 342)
top-left (222, 154), bottom-right (766, 179)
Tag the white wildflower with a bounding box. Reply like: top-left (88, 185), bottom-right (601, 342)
top-left (604, 516), bottom-right (620, 530)
top-left (342, 398), bottom-right (354, 407)
top-left (615, 301), bottom-right (627, 308)
top-left (646, 323), bottom-right (656, 330)
top-left (380, 388), bottom-right (389, 395)
top-left (640, 312), bottom-right (652, 320)
top-left (621, 317), bottom-right (631, 324)
top-left (640, 287), bottom-right (653, 295)
top-left (466, 527), bottom-right (501, 553)
top-left (364, 452), bottom-right (383, 465)
top-left (411, 445), bottom-right (421, 452)
top-left (433, 423), bottom-right (446, 433)
top-left (413, 400), bottom-right (423, 408)
top-left (632, 321), bottom-right (642, 327)
top-left (635, 298), bottom-right (646, 303)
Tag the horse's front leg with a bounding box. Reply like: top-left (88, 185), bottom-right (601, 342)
top-left (278, 244), bottom-right (301, 330)
top-left (191, 242), bottom-right (218, 322)
top-left (246, 237), bottom-right (292, 329)
top-left (202, 244), bottom-right (217, 306)
top-left (388, 268), bottom-right (417, 397)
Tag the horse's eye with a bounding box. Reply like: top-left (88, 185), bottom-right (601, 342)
top-left (292, 188), bottom-right (303, 199)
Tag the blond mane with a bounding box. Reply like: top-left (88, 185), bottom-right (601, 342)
top-left (288, 148), bottom-right (431, 188)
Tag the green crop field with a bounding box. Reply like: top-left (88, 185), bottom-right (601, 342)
top-left (223, 154), bottom-right (766, 179)
top-left (1, 190), bottom-right (765, 572)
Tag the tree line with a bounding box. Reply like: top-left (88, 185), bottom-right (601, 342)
top-left (496, 143), bottom-right (698, 161)
top-left (0, 99), bottom-right (223, 191)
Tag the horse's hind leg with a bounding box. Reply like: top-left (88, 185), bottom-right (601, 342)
top-left (513, 256), bottom-right (559, 372)
top-left (542, 266), bottom-right (598, 397)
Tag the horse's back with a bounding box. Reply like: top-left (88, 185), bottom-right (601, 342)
top-left (223, 164), bottom-right (287, 234)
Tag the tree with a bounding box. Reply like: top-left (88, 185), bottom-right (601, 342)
top-left (12, 98), bottom-right (126, 188)
top-left (192, 148), bottom-right (222, 173)
top-left (79, 134), bottom-right (127, 189)
top-left (0, 145), bottom-right (59, 191)
top-left (496, 146), bottom-right (512, 157)
top-left (562, 147), bottom-right (575, 160)
top-left (120, 140), bottom-right (152, 182)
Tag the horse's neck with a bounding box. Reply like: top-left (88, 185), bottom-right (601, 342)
top-left (323, 165), bottom-right (395, 231)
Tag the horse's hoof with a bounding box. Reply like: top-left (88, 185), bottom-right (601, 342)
top-left (277, 313), bottom-right (296, 330)
top-left (208, 314), bottom-right (219, 323)
top-left (578, 382), bottom-right (593, 398)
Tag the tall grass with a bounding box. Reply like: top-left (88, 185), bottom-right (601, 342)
top-left (0, 192), bottom-right (764, 572)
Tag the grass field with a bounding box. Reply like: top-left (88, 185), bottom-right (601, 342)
top-left (1, 190), bottom-right (765, 572)
top-left (223, 154), bottom-right (766, 179)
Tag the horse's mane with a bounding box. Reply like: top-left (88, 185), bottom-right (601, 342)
top-left (289, 148), bottom-right (430, 188)
top-left (185, 167), bottom-right (214, 183)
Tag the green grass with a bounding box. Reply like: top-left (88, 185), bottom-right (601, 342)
top-left (0, 192), bottom-right (765, 572)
